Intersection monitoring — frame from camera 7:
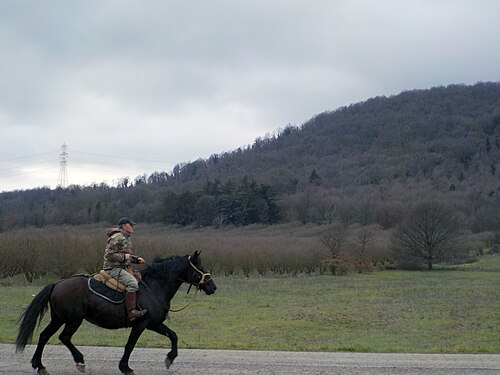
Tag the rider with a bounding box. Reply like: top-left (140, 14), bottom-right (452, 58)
top-left (103, 217), bottom-right (147, 321)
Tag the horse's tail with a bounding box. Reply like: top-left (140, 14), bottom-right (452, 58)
top-left (16, 283), bottom-right (55, 352)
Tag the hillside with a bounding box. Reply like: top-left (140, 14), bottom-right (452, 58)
top-left (168, 82), bottom-right (500, 229)
top-left (1, 82), bottom-right (500, 231)
top-left (175, 83), bottom-right (500, 188)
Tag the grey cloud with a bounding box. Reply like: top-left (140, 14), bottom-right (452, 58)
top-left (1, 1), bottom-right (500, 190)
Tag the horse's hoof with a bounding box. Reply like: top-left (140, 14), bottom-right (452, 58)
top-left (38, 369), bottom-right (49, 375)
top-left (165, 357), bottom-right (173, 369)
top-left (76, 362), bottom-right (86, 373)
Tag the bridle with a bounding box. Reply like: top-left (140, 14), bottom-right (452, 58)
top-left (185, 256), bottom-right (212, 289)
top-left (170, 256), bottom-right (211, 313)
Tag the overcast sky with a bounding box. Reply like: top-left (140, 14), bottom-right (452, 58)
top-left (1, 0), bottom-right (499, 192)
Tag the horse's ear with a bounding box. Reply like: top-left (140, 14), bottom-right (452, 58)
top-left (193, 250), bottom-right (201, 259)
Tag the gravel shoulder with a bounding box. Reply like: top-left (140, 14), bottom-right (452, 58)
top-left (2, 344), bottom-right (500, 375)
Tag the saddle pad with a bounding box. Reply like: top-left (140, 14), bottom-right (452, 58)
top-left (88, 278), bottom-right (124, 304)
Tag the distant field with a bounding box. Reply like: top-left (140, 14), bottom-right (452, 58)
top-left (1, 254), bottom-right (499, 354)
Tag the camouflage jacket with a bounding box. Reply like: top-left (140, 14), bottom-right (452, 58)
top-left (103, 228), bottom-right (140, 269)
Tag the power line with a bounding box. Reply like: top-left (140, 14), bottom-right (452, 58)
top-left (71, 149), bottom-right (174, 164)
top-left (0, 147), bottom-right (177, 187)
top-left (0, 151), bottom-right (58, 163)
top-left (0, 163), bottom-right (58, 179)
top-left (0, 157), bottom-right (59, 172)
top-left (1, 149), bottom-right (174, 166)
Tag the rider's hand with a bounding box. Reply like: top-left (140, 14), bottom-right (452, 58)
top-left (137, 257), bottom-right (145, 264)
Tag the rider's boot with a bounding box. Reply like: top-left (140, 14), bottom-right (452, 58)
top-left (125, 291), bottom-right (147, 321)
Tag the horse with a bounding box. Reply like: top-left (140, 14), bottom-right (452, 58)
top-left (16, 250), bottom-right (217, 375)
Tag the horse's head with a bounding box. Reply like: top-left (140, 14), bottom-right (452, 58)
top-left (185, 251), bottom-right (217, 295)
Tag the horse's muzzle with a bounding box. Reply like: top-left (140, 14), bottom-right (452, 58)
top-left (202, 278), bottom-right (217, 295)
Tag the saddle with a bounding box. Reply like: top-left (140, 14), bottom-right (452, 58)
top-left (86, 271), bottom-right (126, 304)
top-left (88, 268), bottom-right (141, 304)
top-left (93, 270), bottom-right (127, 293)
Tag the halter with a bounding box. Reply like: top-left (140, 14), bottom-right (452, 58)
top-left (170, 256), bottom-right (211, 313)
top-left (187, 256), bottom-right (212, 288)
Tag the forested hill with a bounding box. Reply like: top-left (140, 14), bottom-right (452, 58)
top-left (175, 82), bottom-right (500, 192)
top-left (1, 82), bottom-right (500, 231)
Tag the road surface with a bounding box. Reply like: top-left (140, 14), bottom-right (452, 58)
top-left (2, 344), bottom-right (499, 374)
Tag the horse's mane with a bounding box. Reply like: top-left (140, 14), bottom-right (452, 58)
top-left (141, 255), bottom-right (188, 282)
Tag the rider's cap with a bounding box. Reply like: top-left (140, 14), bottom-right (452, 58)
top-left (118, 217), bottom-right (136, 226)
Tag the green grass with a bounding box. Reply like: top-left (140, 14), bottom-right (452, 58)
top-left (2, 256), bottom-right (499, 353)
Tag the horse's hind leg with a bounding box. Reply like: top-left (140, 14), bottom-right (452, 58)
top-left (59, 320), bottom-right (86, 373)
top-left (31, 316), bottom-right (64, 375)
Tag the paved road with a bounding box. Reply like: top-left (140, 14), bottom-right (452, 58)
top-left (2, 344), bottom-right (499, 375)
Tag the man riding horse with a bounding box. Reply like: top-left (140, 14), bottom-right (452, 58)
top-left (103, 217), bottom-right (147, 321)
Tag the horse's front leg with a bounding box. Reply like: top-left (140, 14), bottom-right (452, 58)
top-left (119, 324), bottom-right (146, 375)
top-left (149, 323), bottom-right (178, 369)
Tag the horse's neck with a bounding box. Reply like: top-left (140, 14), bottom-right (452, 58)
top-left (143, 275), bottom-right (183, 306)
top-left (141, 258), bottom-right (188, 306)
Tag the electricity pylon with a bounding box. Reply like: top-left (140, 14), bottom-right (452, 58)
top-left (57, 143), bottom-right (68, 188)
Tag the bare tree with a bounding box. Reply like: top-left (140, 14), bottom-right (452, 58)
top-left (354, 228), bottom-right (374, 260)
top-left (318, 221), bottom-right (347, 259)
top-left (391, 201), bottom-right (461, 269)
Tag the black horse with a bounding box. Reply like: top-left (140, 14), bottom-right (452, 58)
top-left (16, 251), bottom-right (217, 375)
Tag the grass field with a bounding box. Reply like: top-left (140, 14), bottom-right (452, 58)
top-left (1, 254), bottom-right (499, 354)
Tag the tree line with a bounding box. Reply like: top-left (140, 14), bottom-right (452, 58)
top-left (162, 177), bottom-right (281, 226)
top-left (0, 177), bottom-right (281, 230)
top-left (1, 199), bottom-right (494, 282)
top-left (1, 82), bottom-right (500, 235)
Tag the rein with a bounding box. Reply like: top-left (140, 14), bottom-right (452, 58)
top-left (169, 288), bottom-right (199, 313)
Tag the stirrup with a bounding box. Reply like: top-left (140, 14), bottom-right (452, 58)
top-left (128, 308), bottom-right (147, 321)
